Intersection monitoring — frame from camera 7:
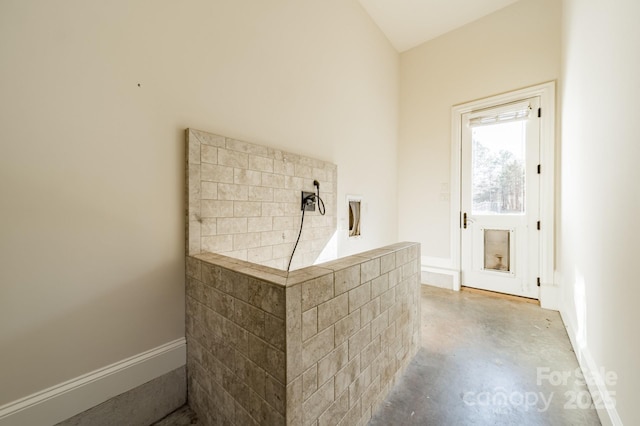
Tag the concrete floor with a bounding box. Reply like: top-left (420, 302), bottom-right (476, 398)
top-left (369, 285), bottom-right (601, 426)
top-left (157, 285), bottom-right (601, 425)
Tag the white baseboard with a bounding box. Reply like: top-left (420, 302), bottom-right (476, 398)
top-left (559, 309), bottom-right (621, 426)
top-left (421, 256), bottom-right (453, 270)
top-left (539, 284), bottom-right (560, 311)
top-left (421, 265), bottom-right (460, 291)
top-left (0, 338), bottom-right (186, 426)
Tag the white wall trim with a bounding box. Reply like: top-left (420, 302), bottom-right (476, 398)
top-left (559, 310), bottom-right (622, 426)
top-left (421, 255), bottom-right (452, 270)
top-left (420, 265), bottom-right (460, 291)
top-left (421, 256), bottom-right (460, 291)
top-left (539, 284), bottom-right (561, 311)
top-left (0, 338), bottom-right (186, 426)
top-left (450, 81), bottom-right (556, 304)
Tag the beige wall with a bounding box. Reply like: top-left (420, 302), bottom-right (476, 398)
top-left (0, 0), bottom-right (398, 405)
top-left (559, 0), bottom-right (640, 423)
top-left (398, 0), bottom-right (561, 260)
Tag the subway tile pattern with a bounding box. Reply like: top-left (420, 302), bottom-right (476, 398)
top-left (187, 128), bottom-right (337, 270)
top-left (186, 242), bottom-right (421, 425)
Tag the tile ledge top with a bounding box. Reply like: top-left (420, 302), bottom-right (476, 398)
top-left (191, 241), bottom-right (419, 287)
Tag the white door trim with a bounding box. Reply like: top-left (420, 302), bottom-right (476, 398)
top-left (450, 82), bottom-right (556, 302)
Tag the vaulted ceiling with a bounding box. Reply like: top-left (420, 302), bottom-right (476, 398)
top-left (358, 0), bottom-right (520, 52)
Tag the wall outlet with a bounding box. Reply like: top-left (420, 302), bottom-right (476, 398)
top-left (301, 191), bottom-right (316, 211)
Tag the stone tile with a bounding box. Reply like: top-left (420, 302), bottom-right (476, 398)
top-left (317, 341), bottom-right (348, 386)
top-left (248, 334), bottom-right (285, 383)
top-left (379, 287), bottom-right (395, 312)
top-left (335, 356), bottom-right (360, 396)
top-left (248, 216), bottom-right (273, 232)
top-left (360, 297), bottom-right (380, 326)
top-left (225, 249), bottom-right (248, 261)
top-left (235, 300), bottom-right (265, 338)
top-left (301, 274), bottom-right (334, 311)
top-left (247, 279), bottom-right (286, 319)
top-left (302, 307), bottom-right (318, 341)
top-left (186, 257), bottom-right (201, 280)
top-left (335, 311), bottom-right (361, 346)
top-left (295, 164), bottom-right (313, 178)
top-left (222, 318), bottom-right (249, 356)
top-left (302, 364), bottom-right (318, 401)
top-left (188, 220), bottom-right (200, 255)
top-left (286, 375), bottom-right (303, 426)
top-left (218, 148), bottom-right (248, 168)
top-left (318, 389), bottom-right (349, 426)
top-left (286, 285), bottom-right (303, 381)
top-left (302, 325), bottom-right (334, 370)
top-left (249, 155), bottom-right (274, 172)
top-left (201, 144), bottom-right (217, 164)
top-left (234, 168), bottom-right (262, 186)
top-left (248, 246), bottom-right (273, 263)
top-left (266, 373), bottom-right (286, 415)
top-left (380, 253), bottom-right (396, 274)
top-left (218, 183), bottom-right (248, 201)
top-left (349, 366), bottom-right (371, 408)
top-left (380, 322), bottom-right (396, 348)
top-left (334, 265), bottom-right (360, 295)
top-left (317, 292), bottom-right (348, 331)
top-left (235, 402), bottom-right (259, 426)
top-left (262, 172), bottom-right (285, 188)
top-left (191, 129), bottom-right (225, 147)
top-left (303, 378), bottom-right (334, 426)
top-left (201, 200), bottom-right (234, 218)
top-left (284, 175), bottom-right (303, 189)
top-left (201, 181), bottom-right (218, 200)
top-left (200, 218), bottom-right (216, 237)
top-left (207, 286), bottom-right (234, 319)
top-left (201, 163), bottom-right (234, 183)
top-left (274, 159), bottom-right (295, 176)
top-left (361, 375), bottom-right (380, 414)
top-left (188, 133), bottom-right (201, 165)
top-left (388, 267), bottom-right (401, 288)
top-left (274, 188), bottom-right (298, 203)
top-left (233, 232), bottom-right (262, 251)
top-left (361, 258), bottom-right (381, 283)
top-left (402, 260), bottom-right (418, 278)
top-left (201, 235), bottom-right (233, 252)
top-left (361, 335), bottom-right (382, 369)
top-left (234, 201), bottom-right (262, 217)
top-left (371, 273), bottom-right (389, 298)
top-left (395, 248), bottom-right (409, 268)
top-left (338, 397), bottom-right (361, 426)
top-left (348, 282), bottom-right (371, 313)
top-left (264, 313), bottom-right (285, 351)
top-left (272, 216), bottom-right (296, 231)
top-left (287, 267), bottom-right (333, 287)
top-left (225, 138), bottom-right (269, 156)
top-left (348, 323), bottom-right (371, 360)
top-left (370, 310), bottom-right (389, 339)
top-left (249, 186), bottom-right (275, 202)
top-left (234, 351), bottom-right (266, 398)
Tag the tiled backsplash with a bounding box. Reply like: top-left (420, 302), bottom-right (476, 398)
top-left (185, 242), bottom-right (421, 425)
top-left (187, 129), bottom-right (337, 270)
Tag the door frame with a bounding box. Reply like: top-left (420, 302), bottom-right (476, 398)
top-left (450, 81), bottom-right (556, 306)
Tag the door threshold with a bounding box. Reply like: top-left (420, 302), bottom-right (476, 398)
top-left (461, 286), bottom-right (539, 305)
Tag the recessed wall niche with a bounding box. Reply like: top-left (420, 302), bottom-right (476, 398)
top-left (347, 195), bottom-right (362, 237)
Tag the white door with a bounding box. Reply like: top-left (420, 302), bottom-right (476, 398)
top-left (461, 97), bottom-right (540, 299)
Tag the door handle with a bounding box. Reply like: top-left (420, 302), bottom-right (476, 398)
top-left (463, 212), bottom-right (467, 229)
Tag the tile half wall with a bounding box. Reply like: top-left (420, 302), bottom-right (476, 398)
top-left (186, 241), bottom-right (421, 425)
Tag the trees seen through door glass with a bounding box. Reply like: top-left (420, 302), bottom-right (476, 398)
top-left (471, 121), bottom-right (526, 215)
